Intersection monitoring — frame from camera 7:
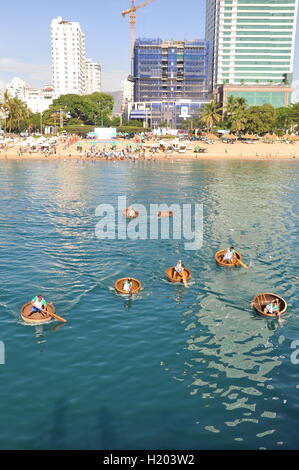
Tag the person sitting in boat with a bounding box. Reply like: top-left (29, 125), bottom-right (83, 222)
top-left (123, 279), bottom-right (133, 293)
top-left (264, 299), bottom-right (280, 315)
top-left (31, 295), bottom-right (47, 314)
top-left (127, 207), bottom-right (136, 217)
top-left (222, 246), bottom-right (236, 264)
top-left (174, 260), bottom-right (184, 278)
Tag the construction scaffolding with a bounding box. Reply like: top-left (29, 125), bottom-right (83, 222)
top-left (134, 38), bottom-right (209, 103)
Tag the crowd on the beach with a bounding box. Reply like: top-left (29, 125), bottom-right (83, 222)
top-left (1, 131), bottom-right (299, 161)
top-left (77, 143), bottom-right (161, 160)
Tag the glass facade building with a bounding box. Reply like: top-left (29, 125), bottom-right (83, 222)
top-left (206, 0), bottom-right (299, 90)
top-left (134, 38), bottom-right (209, 102)
top-left (131, 38), bottom-right (209, 127)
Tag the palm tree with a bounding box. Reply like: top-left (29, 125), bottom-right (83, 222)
top-left (225, 96), bottom-right (247, 134)
top-left (226, 95), bottom-right (236, 117)
top-left (0, 90), bottom-right (31, 133)
top-left (199, 101), bottom-right (222, 131)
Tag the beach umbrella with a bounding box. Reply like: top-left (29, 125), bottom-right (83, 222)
top-left (263, 133), bottom-right (278, 141)
top-left (243, 133), bottom-right (258, 140)
top-left (223, 133), bottom-right (237, 140)
top-left (282, 134), bottom-right (298, 141)
top-left (205, 133), bottom-right (218, 140)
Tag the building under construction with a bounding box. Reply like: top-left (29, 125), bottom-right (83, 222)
top-left (130, 38), bottom-right (209, 128)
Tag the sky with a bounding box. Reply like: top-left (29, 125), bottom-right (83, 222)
top-left (0, 0), bottom-right (299, 92)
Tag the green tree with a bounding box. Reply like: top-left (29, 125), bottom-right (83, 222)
top-left (199, 101), bottom-right (222, 131)
top-left (225, 96), bottom-right (248, 134)
top-left (273, 107), bottom-right (293, 133)
top-left (48, 92), bottom-right (114, 126)
top-left (109, 115), bottom-right (121, 127)
top-left (88, 92), bottom-right (114, 124)
top-left (244, 104), bottom-right (276, 135)
top-left (0, 90), bottom-right (31, 132)
top-left (289, 102), bottom-right (299, 130)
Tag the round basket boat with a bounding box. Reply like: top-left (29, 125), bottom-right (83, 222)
top-left (123, 208), bottom-right (139, 219)
top-left (115, 277), bottom-right (142, 295)
top-left (166, 267), bottom-right (192, 283)
top-left (215, 249), bottom-right (242, 267)
top-left (251, 293), bottom-right (287, 317)
top-left (20, 301), bottom-right (55, 324)
top-left (158, 211), bottom-right (173, 218)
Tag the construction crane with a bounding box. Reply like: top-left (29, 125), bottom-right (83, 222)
top-left (122, 0), bottom-right (157, 71)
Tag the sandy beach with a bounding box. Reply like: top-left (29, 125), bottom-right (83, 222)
top-left (0, 138), bottom-right (298, 161)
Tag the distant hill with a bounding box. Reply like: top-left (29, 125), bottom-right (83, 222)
top-left (105, 90), bottom-right (122, 115)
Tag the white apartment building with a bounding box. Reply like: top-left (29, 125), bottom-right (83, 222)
top-left (6, 77), bottom-right (27, 101)
top-left (5, 77), bottom-right (54, 113)
top-left (51, 16), bottom-right (86, 96)
top-left (206, 0), bottom-right (299, 91)
top-left (85, 59), bottom-right (101, 94)
top-left (121, 78), bottom-right (134, 114)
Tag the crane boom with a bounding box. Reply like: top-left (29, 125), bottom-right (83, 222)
top-left (121, 0), bottom-right (157, 17)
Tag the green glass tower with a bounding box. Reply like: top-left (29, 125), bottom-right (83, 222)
top-left (206, 0), bottom-right (299, 91)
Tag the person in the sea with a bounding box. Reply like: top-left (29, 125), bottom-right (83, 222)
top-left (123, 278), bottom-right (133, 293)
top-left (31, 295), bottom-right (47, 314)
top-left (264, 298), bottom-right (280, 315)
top-left (127, 207), bottom-right (136, 217)
top-left (174, 260), bottom-right (184, 278)
top-left (222, 246), bottom-right (236, 264)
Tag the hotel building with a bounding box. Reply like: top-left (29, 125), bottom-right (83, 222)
top-left (206, 0), bottom-right (298, 107)
top-left (51, 17), bottom-right (87, 96)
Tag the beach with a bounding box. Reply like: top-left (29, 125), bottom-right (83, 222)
top-left (0, 137), bottom-right (298, 161)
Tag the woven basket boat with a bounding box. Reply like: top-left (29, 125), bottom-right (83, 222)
top-left (20, 301), bottom-right (55, 324)
top-left (114, 278), bottom-right (142, 295)
top-left (251, 293), bottom-right (287, 317)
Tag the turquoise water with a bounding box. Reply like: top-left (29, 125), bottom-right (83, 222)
top-left (0, 159), bottom-right (298, 450)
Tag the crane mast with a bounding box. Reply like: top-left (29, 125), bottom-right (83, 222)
top-left (121, 0), bottom-right (157, 74)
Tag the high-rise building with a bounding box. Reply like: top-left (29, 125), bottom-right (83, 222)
top-left (51, 16), bottom-right (86, 96)
top-left (206, 0), bottom-right (299, 91)
top-left (85, 60), bottom-right (102, 94)
top-left (131, 38), bottom-right (209, 127)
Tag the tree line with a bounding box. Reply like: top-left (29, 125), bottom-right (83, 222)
top-left (0, 91), bottom-right (120, 133)
top-left (196, 98), bottom-right (299, 135)
top-left (1, 88), bottom-right (299, 135)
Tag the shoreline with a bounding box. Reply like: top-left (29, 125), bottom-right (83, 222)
top-left (0, 153), bottom-right (298, 162)
top-left (0, 139), bottom-right (298, 161)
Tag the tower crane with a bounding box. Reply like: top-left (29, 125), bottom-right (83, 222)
top-left (121, 0), bottom-right (157, 71)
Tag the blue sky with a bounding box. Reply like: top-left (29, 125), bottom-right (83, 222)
top-left (0, 0), bottom-right (298, 91)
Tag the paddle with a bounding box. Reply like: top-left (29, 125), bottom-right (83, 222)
top-left (236, 258), bottom-right (248, 269)
top-left (232, 254), bottom-right (248, 269)
top-left (41, 308), bottom-right (67, 323)
top-left (182, 270), bottom-right (189, 288)
top-left (177, 268), bottom-right (189, 288)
